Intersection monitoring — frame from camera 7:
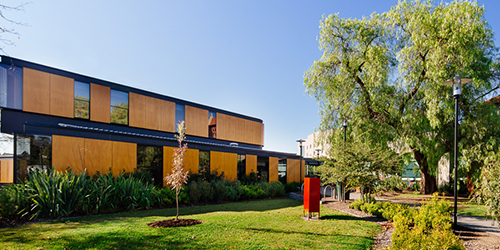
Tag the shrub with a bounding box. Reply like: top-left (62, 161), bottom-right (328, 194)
top-left (284, 181), bottom-right (301, 193)
top-left (375, 175), bottom-right (409, 193)
top-left (0, 183), bottom-right (32, 218)
top-left (348, 199), bottom-right (364, 210)
top-left (388, 194), bottom-right (464, 250)
top-left (188, 180), bottom-right (213, 204)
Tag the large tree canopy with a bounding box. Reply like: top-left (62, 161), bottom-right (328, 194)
top-left (304, 0), bottom-right (499, 194)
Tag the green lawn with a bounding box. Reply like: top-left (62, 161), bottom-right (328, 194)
top-left (0, 198), bottom-right (381, 249)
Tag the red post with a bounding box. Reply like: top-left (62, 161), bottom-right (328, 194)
top-left (303, 177), bottom-right (321, 220)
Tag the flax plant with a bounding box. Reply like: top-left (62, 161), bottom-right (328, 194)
top-left (165, 121), bottom-right (189, 220)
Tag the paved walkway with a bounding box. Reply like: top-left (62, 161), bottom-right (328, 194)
top-left (316, 188), bottom-right (500, 236)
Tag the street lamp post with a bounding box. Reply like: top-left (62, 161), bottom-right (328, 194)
top-left (340, 118), bottom-right (348, 202)
top-left (443, 75), bottom-right (471, 229)
top-left (297, 139), bottom-right (306, 184)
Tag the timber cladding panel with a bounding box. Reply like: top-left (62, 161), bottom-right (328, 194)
top-left (145, 96), bottom-right (161, 130)
top-left (269, 157), bottom-right (279, 183)
top-left (160, 100), bottom-right (175, 132)
top-left (90, 83), bottom-right (111, 123)
top-left (129, 93), bottom-right (176, 132)
top-left (49, 74), bottom-right (74, 118)
top-left (185, 106), bottom-right (208, 137)
top-left (84, 138), bottom-right (113, 176)
top-left (52, 135), bottom-right (85, 173)
top-left (216, 113), bottom-right (264, 146)
top-left (23, 68), bottom-right (50, 114)
top-left (224, 153), bottom-right (237, 181)
top-left (112, 141), bottom-right (137, 176)
top-left (184, 148), bottom-right (200, 175)
top-left (163, 146), bottom-right (175, 186)
top-left (52, 135), bottom-right (138, 177)
top-left (287, 159), bottom-right (301, 183)
top-left (210, 151), bottom-right (225, 174)
top-left (246, 154), bottom-right (257, 175)
top-left (0, 159), bottom-right (14, 183)
top-left (129, 92), bottom-right (146, 128)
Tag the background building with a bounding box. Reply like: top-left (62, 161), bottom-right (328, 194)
top-left (0, 56), bottom-right (304, 186)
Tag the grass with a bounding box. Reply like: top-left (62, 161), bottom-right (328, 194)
top-left (0, 198), bottom-right (381, 250)
top-left (456, 201), bottom-right (490, 219)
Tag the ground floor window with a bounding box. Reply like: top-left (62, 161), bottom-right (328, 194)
top-left (237, 154), bottom-right (246, 180)
top-left (257, 156), bottom-right (269, 182)
top-left (15, 134), bottom-right (52, 182)
top-left (137, 145), bottom-right (163, 186)
top-left (199, 150), bottom-right (210, 173)
top-left (278, 159), bottom-right (287, 184)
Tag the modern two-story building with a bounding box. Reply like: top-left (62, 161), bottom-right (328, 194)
top-left (0, 56), bottom-right (304, 186)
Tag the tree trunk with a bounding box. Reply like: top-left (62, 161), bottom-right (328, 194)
top-left (413, 149), bottom-right (437, 194)
top-left (175, 188), bottom-right (179, 220)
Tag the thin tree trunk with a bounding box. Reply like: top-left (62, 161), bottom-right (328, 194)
top-left (176, 188), bottom-right (179, 220)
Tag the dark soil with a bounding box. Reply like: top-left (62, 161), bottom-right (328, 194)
top-left (0, 217), bottom-right (20, 228)
top-left (148, 218), bottom-right (202, 228)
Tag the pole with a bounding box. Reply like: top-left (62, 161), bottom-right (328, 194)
top-left (453, 96), bottom-right (459, 229)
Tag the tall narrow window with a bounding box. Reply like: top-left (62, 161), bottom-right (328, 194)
top-left (175, 104), bottom-right (185, 132)
top-left (74, 81), bottom-right (90, 119)
top-left (110, 90), bottom-right (128, 125)
top-left (0, 65), bottom-right (22, 110)
top-left (257, 156), bottom-right (269, 182)
top-left (137, 145), bottom-right (163, 186)
top-left (199, 150), bottom-right (210, 173)
top-left (237, 154), bottom-right (246, 180)
top-left (278, 159), bottom-right (287, 184)
top-left (208, 111), bottom-right (216, 138)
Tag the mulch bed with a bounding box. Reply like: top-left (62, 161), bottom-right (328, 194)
top-left (148, 218), bottom-right (202, 228)
top-left (0, 217), bottom-right (20, 229)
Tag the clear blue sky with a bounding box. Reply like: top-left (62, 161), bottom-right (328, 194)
top-left (3, 0), bottom-right (500, 154)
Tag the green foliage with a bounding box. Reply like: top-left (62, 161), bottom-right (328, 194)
top-left (284, 181), bottom-right (301, 193)
top-left (0, 168), bottom-right (157, 221)
top-left (348, 198), bottom-right (365, 211)
top-left (305, 0), bottom-right (500, 194)
top-left (474, 151), bottom-right (500, 224)
top-left (389, 194), bottom-right (463, 250)
top-left (375, 175), bottom-right (410, 193)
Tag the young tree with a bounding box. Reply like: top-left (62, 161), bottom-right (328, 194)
top-left (304, 0), bottom-right (499, 194)
top-left (164, 121), bottom-right (189, 220)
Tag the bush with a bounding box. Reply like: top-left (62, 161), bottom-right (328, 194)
top-left (0, 183), bottom-right (32, 218)
top-left (375, 175), bottom-right (409, 193)
top-left (284, 181), bottom-right (301, 193)
top-left (388, 194), bottom-right (464, 250)
top-left (348, 199), bottom-right (364, 210)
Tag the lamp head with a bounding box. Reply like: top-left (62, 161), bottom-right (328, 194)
top-left (443, 75), bottom-right (472, 97)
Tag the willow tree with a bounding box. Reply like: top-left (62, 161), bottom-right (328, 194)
top-left (304, 0), bottom-right (499, 194)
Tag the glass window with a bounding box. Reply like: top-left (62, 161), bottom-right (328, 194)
top-left (110, 90), bottom-right (129, 125)
top-left (278, 159), bottom-right (287, 184)
top-left (74, 81), bottom-right (90, 119)
top-left (0, 65), bottom-right (22, 110)
top-left (208, 111), bottom-right (216, 138)
top-left (257, 156), bottom-right (269, 182)
top-left (137, 145), bottom-right (163, 186)
top-left (199, 150), bottom-right (210, 173)
top-left (237, 154), bottom-right (246, 180)
top-left (175, 104), bottom-right (185, 132)
top-left (15, 134), bottom-right (52, 183)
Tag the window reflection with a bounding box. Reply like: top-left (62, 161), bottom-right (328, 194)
top-left (257, 156), bottom-right (269, 182)
top-left (74, 81), bottom-right (90, 119)
top-left (237, 154), bottom-right (245, 180)
top-left (110, 90), bottom-right (128, 125)
top-left (15, 134), bottom-right (52, 182)
top-left (175, 104), bottom-right (185, 132)
top-left (137, 145), bottom-right (163, 186)
top-left (208, 111), bottom-right (216, 138)
top-left (0, 65), bottom-right (22, 110)
top-left (199, 150), bottom-right (210, 173)
top-left (278, 159), bottom-right (287, 184)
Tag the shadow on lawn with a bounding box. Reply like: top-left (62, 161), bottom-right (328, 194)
top-left (320, 214), bottom-right (366, 221)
